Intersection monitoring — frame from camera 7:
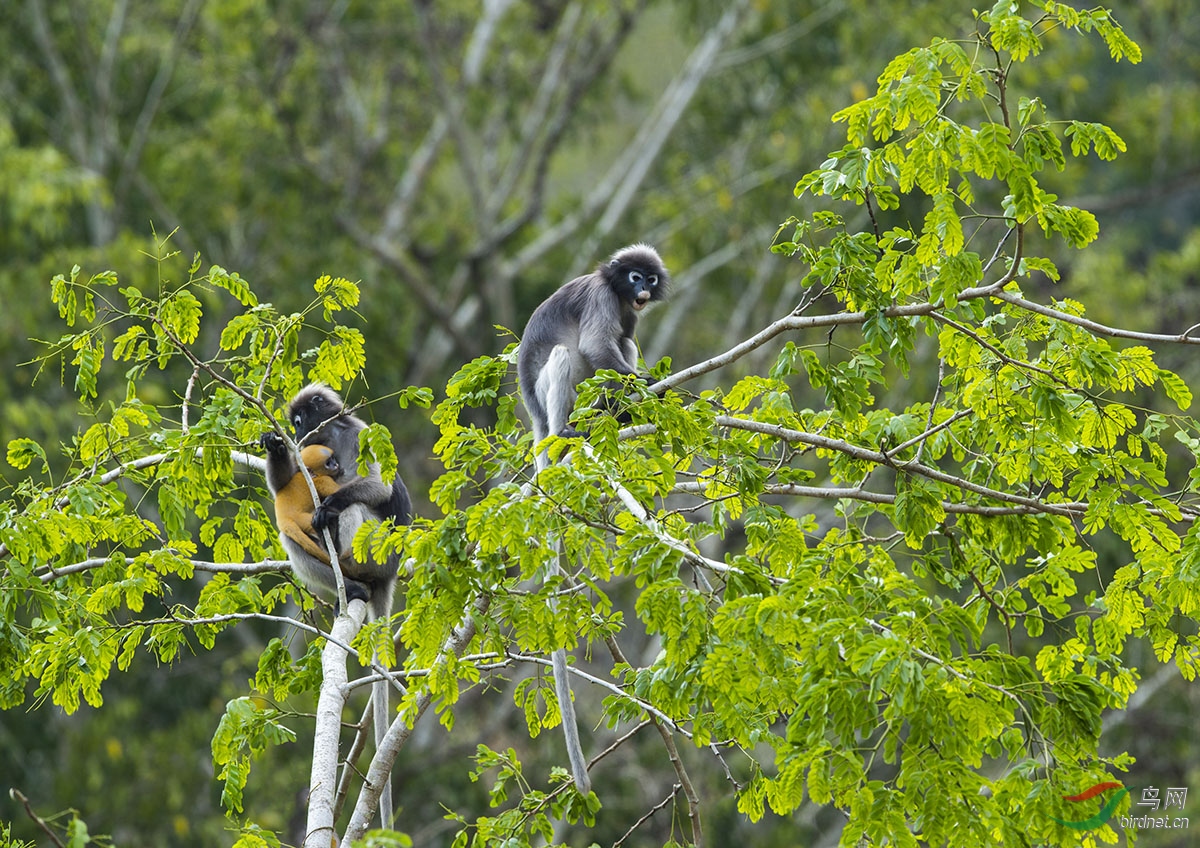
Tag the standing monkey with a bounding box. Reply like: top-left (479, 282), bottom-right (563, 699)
top-left (516, 244), bottom-right (670, 796)
top-left (518, 243), bottom-right (670, 449)
top-left (261, 384), bottom-right (412, 827)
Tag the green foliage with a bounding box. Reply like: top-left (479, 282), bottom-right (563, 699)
top-left (0, 238), bottom-right (398, 841)
top-left (212, 697), bottom-right (297, 815)
top-left (3, 5), bottom-right (1197, 848)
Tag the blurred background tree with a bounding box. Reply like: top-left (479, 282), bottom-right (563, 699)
top-left (1, 1), bottom-right (1199, 846)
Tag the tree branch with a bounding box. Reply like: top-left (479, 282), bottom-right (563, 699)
top-left (668, 481), bottom-right (1086, 517)
top-left (606, 635), bottom-right (702, 847)
top-left (305, 600), bottom-right (369, 848)
top-left (995, 289), bottom-right (1200, 345)
top-left (713, 415), bottom-right (1084, 517)
top-left (343, 593), bottom-right (492, 842)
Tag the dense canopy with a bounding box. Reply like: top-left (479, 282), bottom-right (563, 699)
top-left (3, 2), bottom-right (1200, 847)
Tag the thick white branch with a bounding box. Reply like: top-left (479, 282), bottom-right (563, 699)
top-left (342, 593), bottom-right (492, 842)
top-left (305, 600), bottom-right (369, 848)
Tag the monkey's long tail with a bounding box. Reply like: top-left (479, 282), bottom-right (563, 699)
top-left (372, 673), bottom-right (392, 829)
top-left (536, 453), bottom-right (592, 796)
top-left (368, 592), bottom-right (395, 830)
top-left (552, 646), bottom-right (592, 796)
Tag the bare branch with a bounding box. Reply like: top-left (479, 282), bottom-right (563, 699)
top-left (335, 212), bottom-right (474, 353)
top-left (668, 481), bottom-right (1086, 517)
top-left (507, 0), bottom-right (746, 274)
top-left (583, 0), bottom-right (750, 257)
top-left (38, 557), bottom-right (289, 583)
top-left (305, 601), bottom-right (370, 848)
top-left (712, 0), bottom-right (843, 72)
top-left (411, 2), bottom-right (487, 218)
top-left (10, 789), bottom-right (66, 848)
top-left (996, 289), bottom-right (1200, 345)
top-left (486, 3), bottom-right (584, 217)
top-left (26, 0), bottom-right (87, 161)
top-left (379, 116), bottom-right (449, 243)
top-left (379, 1), bottom-right (512, 242)
top-left (714, 414), bottom-right (1083, 516)
top-left (613, 784), bottom-right (681, 848)
top-left (343, 593), bottom-right (493, 842)
top-left (462, 0), bottom-right (517, 85)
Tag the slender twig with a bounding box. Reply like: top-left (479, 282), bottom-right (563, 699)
top-left (898, 404), bottom-right (970, 463)
top-left (613, 785), bottom-right (682, 848)
top-left (607, 636), bottom-right (703, 847)
top-left (11, 789), bottom-right (66, 848)
top-left (914, 358), bottom-right (947, 465)
top-left (587, 719), bottom-right (651, 768)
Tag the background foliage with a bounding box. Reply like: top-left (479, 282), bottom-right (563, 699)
top-left (3, 1), bottom-right (1200, 847)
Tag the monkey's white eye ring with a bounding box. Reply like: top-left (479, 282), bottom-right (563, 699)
top-left (647, 275), bottom-right (658, 286)
top-left (629, 271), bottom-right (644, 284)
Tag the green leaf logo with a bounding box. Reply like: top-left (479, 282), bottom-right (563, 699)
top-left (1051, 782), bottom-right (1127, 830)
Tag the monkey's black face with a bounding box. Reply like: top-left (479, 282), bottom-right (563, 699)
top-left (605, 257), bottom-right (669, 311)
top-left (288, 386), bottom-right (345, 440)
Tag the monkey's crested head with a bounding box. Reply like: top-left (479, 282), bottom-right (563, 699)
top-left (288, 383), bottom-right (346, 439)
top-left (602, 243), bottom-right (670, 310)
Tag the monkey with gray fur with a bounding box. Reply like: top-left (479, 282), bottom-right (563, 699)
top-left (516, 244), bottom-right (670, 797)
top-left (261, 384), bottom-right (411, 621)
top-left (261, 384), bottom-right (411, 827)
top-left (518, 243), bottom-right (669, 449)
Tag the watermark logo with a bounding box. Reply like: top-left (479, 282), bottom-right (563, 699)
top-left (1051, 781), bottom-right (1128, 830)
top-left (1051, 781), bottom-right (1189, 832)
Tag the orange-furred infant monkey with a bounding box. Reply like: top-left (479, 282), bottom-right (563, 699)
top-left (272, 444), bottom-right (343, 565)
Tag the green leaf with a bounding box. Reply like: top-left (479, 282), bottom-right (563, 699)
top-left (162, 289), bottom-right (203, 344)
top-left (315, 274), bottom-right (361, 317)
top-left (1159, 369), bottom-right (1193, 410)
top-left (311, 326), bottom-right (366, 388)
top-left (208, 264), bottom-right (259, 306)
top-left (7, 438), bottom-right (47, 471)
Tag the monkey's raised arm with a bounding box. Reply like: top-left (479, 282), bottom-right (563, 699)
top-left (260, 430), bottom-right (300, 494)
